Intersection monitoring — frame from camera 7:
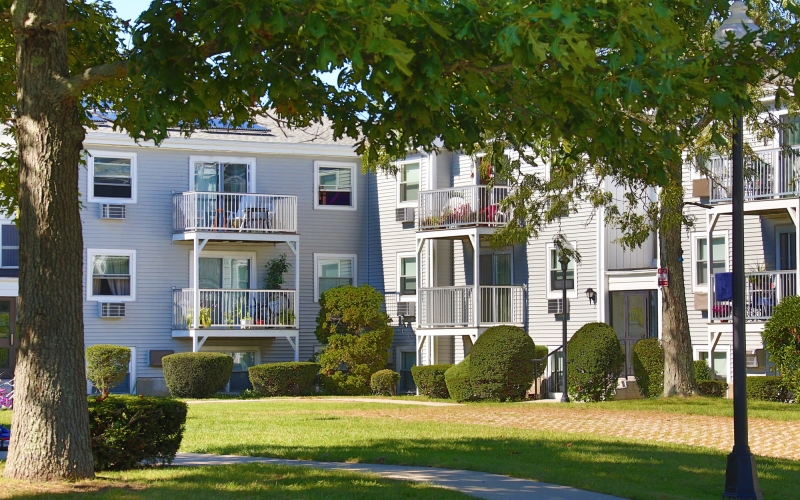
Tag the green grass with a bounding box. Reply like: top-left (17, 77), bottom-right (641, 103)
top-left (181, 401), bottom-right (800, 500)
top-left (584, 396), bottom-right (800, 421)
top-left (0, 462), bottom-right (470, 499)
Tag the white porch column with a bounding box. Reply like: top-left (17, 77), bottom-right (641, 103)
top-left (416, 237), bottom-right (424, 326)
top-left (471, 232), bottom-right (480, 328)
top-left (288, 240), bottom-right (300, 329)
top-left (192, 235), bottom-right (200, 335)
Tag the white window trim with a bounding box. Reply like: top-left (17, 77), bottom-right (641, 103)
top-left (314, 161), bottom-right (357, 211)
top-left (396, 159), bottom-right (422, 208)
top-left (396, 252), bottom-right (417, 301)
top-left (314, 253), bottom-right (357, 301)
top-left (546, 242), bottom-right (578, 299)
top-left (694, 345), bottom-right (732, 383)
top-left (0, 222), bottom-right (18, 269)
top-left (87, 150), bottom-right (138, 204)
top-left (691, 232), bottom-right (728, 291)
top-left (84, 346), bottom-right (137, 395)
top-left (86, 249), bottom-right (137, 302)
top-left (189, 250), bottom-right (258, 289)
top-left (188, 155), bottom-right (257, 193)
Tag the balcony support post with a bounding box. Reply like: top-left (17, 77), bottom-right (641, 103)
top-left (192, 235), bottom-right (200, 333)
top-left (470, 232), bottom-right (480, 328)
top-left (288, 241), bottom-right (300, 330)
top-left (416, 237), bottom-right (424, 328)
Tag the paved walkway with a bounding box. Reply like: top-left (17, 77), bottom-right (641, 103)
top-left (187, 396), bottom-right (459, 407)
top-left (173, 452), bottom-right (624, 500)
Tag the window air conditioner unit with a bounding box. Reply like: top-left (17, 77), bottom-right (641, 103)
top-left (99, 302), bottom-right (125, 318)
top-left (397, 301), bottom-right (416, 320)
top-left (101, 204), bottom-right (126, 219)
top-left (547, 298), bottom-right (569, 315)
top-left (396, 207), bottom-right (415, 223)
top-left (746, 354), bottom-right (758, 368)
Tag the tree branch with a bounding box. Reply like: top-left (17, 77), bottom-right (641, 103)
top-left (52, 60), bottom-right (128, 99)
top-left (690, 112), bottom-right (714, 138)
top-left (683, 200), bottom-right (712, 209)
top-left (0, 10), bottom-right (9, 20)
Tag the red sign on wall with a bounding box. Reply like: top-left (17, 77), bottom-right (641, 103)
top-left (657, 268), bottom-right (669, 287)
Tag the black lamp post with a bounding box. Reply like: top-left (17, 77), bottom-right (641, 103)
top-left (714, 3), bottom-right (762, 499)
top-left (559, 253), bottom-right (570, 403)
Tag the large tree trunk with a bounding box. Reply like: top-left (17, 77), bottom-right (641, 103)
top-left (659, 170), bottom-right (698, 397)
top-left (5, 0), bottom-right (94, 480)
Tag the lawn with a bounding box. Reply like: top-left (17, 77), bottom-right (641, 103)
top-left (0, 462), bottom-right (471, 499)
top-left (181, 400), bottom-right (800, 500)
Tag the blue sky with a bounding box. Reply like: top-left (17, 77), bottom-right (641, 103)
top-left (109, 0), bottom-right (151, 22)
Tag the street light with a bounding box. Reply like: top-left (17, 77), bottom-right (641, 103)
top-left (558, 252), bottom-right (570, 403)
top-left (714, 3), bottom-right (762, 499)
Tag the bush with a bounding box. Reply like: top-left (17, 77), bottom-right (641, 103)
top-left (445, 356), bottom-right (473, 402)
top-left (746, 376), bottom-right (792, 403)
top-left (88, 396), bottom-right (187, 471)
top-left (697, 380), bottom-right (728, 397)
top-left (633, 339), bottom-right (664, 398)
top-left (470, 325), bottom-right (537, 401)
top-left (162, 352), bottom-right (233, 398)
top-left (86, 345), bottom-right (131, 399)
top-left (532, 345), bottom-right (549, 380)
top-left (315, 285), bottom-right (390, 344)
top-left (566, 322), bottom-right (624, 402)
top-left (412, 365), bottom-right (452, 399)
top-left (248, 362), bottom-right (319, 396)
top-left (762, 295), bottom-right (800, 394)
top-left (694, 359), bottom-right (712, 382)
top-left (370, 369), bottom-right (400, 396)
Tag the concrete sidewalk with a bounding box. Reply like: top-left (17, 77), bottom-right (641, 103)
top-left (173, 452), bottom-right (626, 500)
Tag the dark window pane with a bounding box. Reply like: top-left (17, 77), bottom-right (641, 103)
top-left (2, 250), bottom-right (18, 268)
top-left (94, 183), bottom-right (132, 199)
top-left (1, 225), bottom-right (18, 246)
top-left (400, 277), bottom-right (416, 295)
top-left (319, 190), bottom-right (351, 206)
top-left (319, 277), bottom-right (352, 295)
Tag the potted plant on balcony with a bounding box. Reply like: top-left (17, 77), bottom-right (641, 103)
top-left (199, 307), bottom-right (212, 328)
top-left (713, 304), bottom-right (732, 322)
top-left (240, 313), bottom-right (253, 329)
top-left (265, 254), bottom-right (291, 289)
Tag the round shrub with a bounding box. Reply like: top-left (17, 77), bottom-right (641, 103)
top-left (86, 345), bottom-right (131, 399)
top-left (566, 322), bottom-right (624, 402)
top-left (162, 352), bottom-right (233, 398)
top-left (445, 356), bottom-right (473, 402)
top-left (694, 359), bottom-right (712, 382)
top-left (746, 376), bottom-right (792, 403)
top-left (697, 380), bottom-right (728, 398)
top-left (318, 327), bottom-right (394, 395)
top-left (762, 295), bottom-right (800, 394)
top-left (633, 339), bottom-right (664, 398)
top-left (469, 325), bottom-right (537, 401)
top-left (532, 345), bottom-right (549, 380)
top-left (248, 362), bottom-right (319, 396)
top-left (411, 364), bottom-right (452, 399)
top-left (370, 369), bottom-right (400, 396)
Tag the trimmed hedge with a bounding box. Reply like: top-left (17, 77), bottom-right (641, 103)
top-left (694, 359), bottom-right (712, 382)
top-left (412, 364), bottom-right (452, 399)
top-left (445, 356), bottom-right (473, 402)
top-left (746, 376), bottom-right (792, 403)
top-left (698, 380), bottom-right (728, 398)
top-left (532, 345), bottom-right (549, 380)
top-left (370, 369), bottom-right (400, 396)
top-left (633, 339), bottom-right (664, 398)
top-left (566, 323), bottom-right (624, 402)
top-left (762, 295), bottom-right (800, 395)
top-left (248, 362), bottom-right (319, 396)
top-left (470, 325), bottom-right (537, 401)
top-left (162, 352), bottom-right (233, 398)
top-left (88, 396), bottom-right (187, 471)
top-left (86, 345), bottom-right (131, 399)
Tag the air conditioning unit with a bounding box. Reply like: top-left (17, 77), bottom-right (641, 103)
top-left (395, 207), bottom-right (415, 223)
top-left (746, 354), bottom-right (759, 368)
top-left (547, 298), bottom-right (569, 315)
top-left (99, 302), bottom-right (125, 318)
top-left (397, 301), bottom-right (416, 320)
top-left (101, 204), bottom-right (126, 219)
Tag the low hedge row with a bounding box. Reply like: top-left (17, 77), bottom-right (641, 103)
top-left (248, 362), bottom-right (319, 396)
top-left (746, 376), bottom-right (792, 402)
top-left (697, 380), bottom-right (728, 398)
top-left (445, 355), bottom-right (474, 402)
top-left (88, 396), bottom-right (187, 471)
top-left (162, 352), bottom-right (233, 398)
top-left (632, 339), bottom-right (663, 398)
top-left (470, 325), bottom-right (536, 401)
top-left (370, 369), bottom-right (400, 396)
top-left (411, 365), bottom-right (452, 399)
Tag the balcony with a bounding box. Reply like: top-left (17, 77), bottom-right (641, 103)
top-left (709, 147), bottom-right (800, 203)
top-left (172, 288), bottom-right (297, 330)
top-left (173, 192), bottom-right (298, 235)
top-left (418, 285), bottom-right (524, 328)
top-left (417, 186), bottom-right (510, 231)
top-left (710, 271), bottom-right (797, 322)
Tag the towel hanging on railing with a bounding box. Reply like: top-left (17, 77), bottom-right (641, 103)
top-left (715, 272), bottom-right (733, 302)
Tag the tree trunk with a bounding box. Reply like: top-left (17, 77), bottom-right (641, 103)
top-left (659, 169), bottom-right (698, 397)
top-left (5, 0), bottom-right (94, 480)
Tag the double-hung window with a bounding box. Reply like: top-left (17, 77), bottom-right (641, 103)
top-left (88, 152), bottom-right (137, 203)
top-left (547, 244), bottom-right (577, 298)
top-left (398, 254), bottom-right (417, 296)
top-left (0, 224), bottom-right (19, 268)
top-left (315, 254), bottom-right (356, 300)
top-left (782, 115), bottom-right (800, 147)
top-left (398, 162), bottom-right (420, 205)
top-left (694, 235), bottom-right (726, 288)
top-left (87, 250), bottom-right (136, 301)
top-left (315, 162), bottom-right (356, 209)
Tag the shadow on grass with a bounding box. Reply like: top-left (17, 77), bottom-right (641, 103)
top-left (191, 436), bottom-right (800, 500)
top-left (2, 463), bottom-right (470, 500)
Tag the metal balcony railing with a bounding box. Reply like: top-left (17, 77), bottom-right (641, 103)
top-left (708, 147), bottom-right (800, 203)
top-left (173, 192), bottom-right (298, 234)
top-left (173, 288), bottom-right (297, 329)
top-left (418, 285), bottom-right (524, 328)
top-left (417, 186), bottom-right (510, 230)
top-left (710, 271), bottom-right (797, 322)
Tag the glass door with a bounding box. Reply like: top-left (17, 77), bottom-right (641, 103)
top-left (399, 351), bottom-right (416, 394)
top-left (0, 299), bottom-right (16, 377)
top-left (610, 291), bottom-right (651, 377)
top-left (480, 254), bottom-right (512, 322)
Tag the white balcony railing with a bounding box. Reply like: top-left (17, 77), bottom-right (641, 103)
top-left (173, 288), bottom-right (297, 329)
top-left (418, 186), bottom-right (510, 230)
top-left (173, 192), bottom-right (298, 234)
top-left (709, 147), bottom-right (800, 203)
top-left (710, 271), bottom-right (797, 322)
top-left (418, 285), bottom-right (524, 328)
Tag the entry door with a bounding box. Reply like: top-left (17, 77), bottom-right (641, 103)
top-left (399, 351), bottom-right (416, 394)
top-left (0, 298), bottom-right (16, 377)
top-left (778, 231), bottom-right (797, 298)
top-left (480, 254), bottom-right (512, 323)
top-left (611, 291), bottom-right (650, 377)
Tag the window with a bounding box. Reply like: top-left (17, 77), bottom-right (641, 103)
top-left (782, 115), bottom-right (800, 146)
top-left (314, 254), bottom-right (356, 300)
top-left (88, 151), bottom-right (137, 203)
top-left (694, 235), bottom-right (727, 288)
top-left (547, 244), bottom-right (577, 298)
top-left (190, 156), bottom-right (254, 193)
top-left (201, 347), bottom-right (259, 392)
top-left (199, 258), bottom-right (250, 289)
top-left (0, 224), bottom-right (19, 268)
top-left (314, 161), bottom-right (356, 210)
top-left (398, 254), bottom-right (416, 296)
top-left (87, 249), bottom-right (136, 301)
top-left (699, 350), bottom-right (729, 380)
top-left (398, 162), bottom-right (420, 205)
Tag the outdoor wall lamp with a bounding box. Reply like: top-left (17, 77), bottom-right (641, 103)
top-left (585, 288), bottom-right (597, 305)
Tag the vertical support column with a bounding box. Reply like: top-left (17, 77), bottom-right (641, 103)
top-left (192, 235), bottom-right (200, 337)
top-left (290, 240), bottom-right (300, 329)
top-left (597, 204), bottom-right (605, 323)
top-left (708, 212), bottom-right (714, 318)
top-left (416, 237), bottom-right (424, 327)
top-left (294, 335), bottom-right (300, 362)
top-left (471, 232), bottom-right (480, 327)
